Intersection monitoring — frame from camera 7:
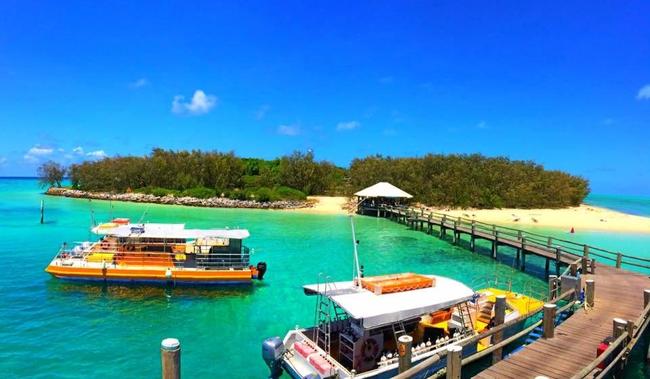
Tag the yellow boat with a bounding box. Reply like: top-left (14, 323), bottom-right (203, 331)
top-left (417, 286), bottom-right (544, 351)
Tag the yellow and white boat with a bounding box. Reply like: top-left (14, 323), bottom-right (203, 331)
top-left (45, 218), bottom-right (267, 285)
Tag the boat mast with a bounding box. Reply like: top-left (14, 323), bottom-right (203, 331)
top-left (350, 216), bottom-right (362, 289)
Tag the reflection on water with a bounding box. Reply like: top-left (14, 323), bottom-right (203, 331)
top-left (46, 278), bottom-right (256, 301)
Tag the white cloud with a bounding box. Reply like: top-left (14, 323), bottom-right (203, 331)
top-left (255, 104), bottom-right (271, 120)
top-left (73, 146), bottom-right (84, 155)
top-left (24, 146), bottom-right (54, 162)
top-left (277, 124), bottom-right (300, 136)
top-left (477, 121), bottom-right (488, 129)
top-left (129, 78), bottom-right (149, 89)
top-left (637, 85), bottom-right (650, 100)
top-left (336, 121), bottom-right (361, 131)
top-left (86, 150), bottom-right (108, 159)
top-left (172, 90), bottom-right (217, 115)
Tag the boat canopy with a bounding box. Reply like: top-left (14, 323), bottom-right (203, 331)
top-left (92, 223), bottom-right (250, 240)
top-left (303, 275), bottom-right (474, 329)
top-left (354, 182), bottom-right (413, 199)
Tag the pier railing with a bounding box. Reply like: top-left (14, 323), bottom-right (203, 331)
top-left (379, 205), bottom-right (650, 272)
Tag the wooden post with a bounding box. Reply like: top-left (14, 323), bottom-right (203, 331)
top-left (555, 247), bottom-right (562, 277)
top-left (644, 289), bottom-right (650, 308)
top-left (616, 253), bottom-right (622, 269)
top-left (548, 275), bottom-right (557, 300)
top-left (547, 237), bottom-right (553, 248)
top-left (543, 304), bottom-right (557, 339)
top-left (626, 320), bottom-right (635, 340)
top-left (492, 224), bottom-right (496, 235)
top-left (613, 318), bottom-right (627, 339)
top-left (491, 240), bottom-right (497, 259)
top-left (492, 295), bottom-right (506, 363)
top-left (427, 214), bottom-right (432, 234)
top-left (545, 258), bottom-right (550, 278)
top-left (446, 345), bottom-right (462, 379)
top-left (40, 200), bottom-right (44, 224)
top-left (590, 258), bottom-right (597, 274)
top-left (397, 335), bottom-right (413, 373)
top-left (585, 279), bottom-right (595, 307)
top-left (161, 338), bottom-right (181, 379)
top-left (515, 248), bottom-right (521, 269)
top-left (517, 230), bottom-right (522, 240)
top-left (452, 221), bottom-right (458, 244)
top-left (521, 237), bottom-right (527, 271)
top-left (570, 262), bottom-right (578, 277)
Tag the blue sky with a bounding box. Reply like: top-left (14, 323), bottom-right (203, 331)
top-left (0, 1), bottom-right (649, 194)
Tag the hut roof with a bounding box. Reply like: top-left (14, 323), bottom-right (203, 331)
top-left (354, 182), bottom-right (413, 198)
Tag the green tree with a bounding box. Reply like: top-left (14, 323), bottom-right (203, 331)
top-left (38, 160), bottom-right (66, 188)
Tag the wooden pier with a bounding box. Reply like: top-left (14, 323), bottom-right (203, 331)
top-left (367, 205), bottom-right (650, 379)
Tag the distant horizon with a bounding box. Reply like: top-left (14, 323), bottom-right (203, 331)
top-left (1, 2), bottom-right (648, 195)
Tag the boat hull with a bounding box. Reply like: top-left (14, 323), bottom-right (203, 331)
top-left (45, 265), bottom-right (255, 286)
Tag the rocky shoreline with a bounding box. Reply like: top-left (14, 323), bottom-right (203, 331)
top-left (46, 187), bottom-right (314, 210)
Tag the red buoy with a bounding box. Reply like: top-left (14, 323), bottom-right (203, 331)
top-left (570, 227), bottom-right (575, 234)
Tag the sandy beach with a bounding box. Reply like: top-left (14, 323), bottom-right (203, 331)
top-left (295, 197), bottom-right (650, 233)
top-left (426, 205), bottom-right (650, 233)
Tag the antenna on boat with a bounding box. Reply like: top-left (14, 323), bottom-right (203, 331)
top-left (350, 216), bottom-right (363, 289)
top-left (137, 208), bottom-right (148, 224)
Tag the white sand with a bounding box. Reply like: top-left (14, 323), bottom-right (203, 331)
top-left (426, 205), bottom-right (650, 234)
top-left (288, 196), bottom-right (650, 233)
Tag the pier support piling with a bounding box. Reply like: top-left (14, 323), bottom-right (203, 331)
top-left (548, 275), bottom-right (558, 300)
top-left (543, 304), bottom-right (557, 339)
top-left (582, 245), bottom-right (589, 273)
top-left (397, 335), bottom-right (413, 373)
top-left (616, 253), bottom-right (623, 269)
top-left (161, 338), bottom-right (181, 379)
top-left (492, 295), bottom-right (507, 363)
top-left (446, 345), bottom-right (462, 379)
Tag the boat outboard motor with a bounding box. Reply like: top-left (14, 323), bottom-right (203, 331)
top-left (262, 336), bottom-right (284, 378)
top-left (257, 262), bottom-right (267, 280)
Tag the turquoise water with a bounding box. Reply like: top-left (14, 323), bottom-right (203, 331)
top-left (0, 179), bottom-right (648, 378)
top-left (586, 193), bottom-right (650, 217)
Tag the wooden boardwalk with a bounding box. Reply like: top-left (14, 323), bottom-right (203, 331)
top-left (475, 264), bottom-right (650, 378)
top-left (366, 205), bottom-right (650, 378)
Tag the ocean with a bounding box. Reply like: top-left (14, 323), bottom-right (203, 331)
top-left (0, 178), bottom-right (647, 378)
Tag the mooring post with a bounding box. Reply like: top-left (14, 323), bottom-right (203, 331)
top-left (161, 338), bottom-right (181, 379)
top-left (446, 345), bottom-right (462, 379)
top-left (613, 318), bottom-right (628, 339)
top-left (543, 304), bottom-right (557, 339)
top-left (397, 335), bottom-right (413, 373)
top-left (590, 258), bottom-right (597, 274)
top-left (548, 275), bottom-right (558, 300)
top-left (492, 295), bottom-right (507, 363)
top-left (40, 199), bottom-right (44, 224)
top-left (616, 253), bottom-right (623, 269)
top-left (570, 262), bottom-right (578, 277)
top-left (644, 289), bottom-right (650, 308)
top-left (585, 279), bottom-right (595, 307)
top-left (555, 247), bottom-right (562, 277)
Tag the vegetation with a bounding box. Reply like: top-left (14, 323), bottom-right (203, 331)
top-left (349, 154), bottom-right (589, 208)
top-left (37, 160), bottom-right (66, 188)
top-left (60, 149), bottom-right (589, 208)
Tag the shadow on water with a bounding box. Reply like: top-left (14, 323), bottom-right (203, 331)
top-left (46, 278), bottom-right (256, 302)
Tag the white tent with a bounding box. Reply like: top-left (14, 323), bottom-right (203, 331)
top-left (354, 182), bottom-right (413, 199)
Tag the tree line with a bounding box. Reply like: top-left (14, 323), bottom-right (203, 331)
top-left (39, 149), bottom-right (589, 208)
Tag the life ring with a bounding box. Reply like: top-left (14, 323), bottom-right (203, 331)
top-left (101, 241), bottom-right (110, 250)
top-left (361, 338), bottom-right (380, 362)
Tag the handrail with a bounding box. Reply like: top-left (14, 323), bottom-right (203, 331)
top-left (379, 205), bottom-right (649, 271)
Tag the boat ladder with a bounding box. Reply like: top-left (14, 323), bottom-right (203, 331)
top-left (314, 277), bottom-right (334, 355)
top-left (391, 320), bottom-right (407, 346)
top-left (457, 302), bottom-right (474, 332)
